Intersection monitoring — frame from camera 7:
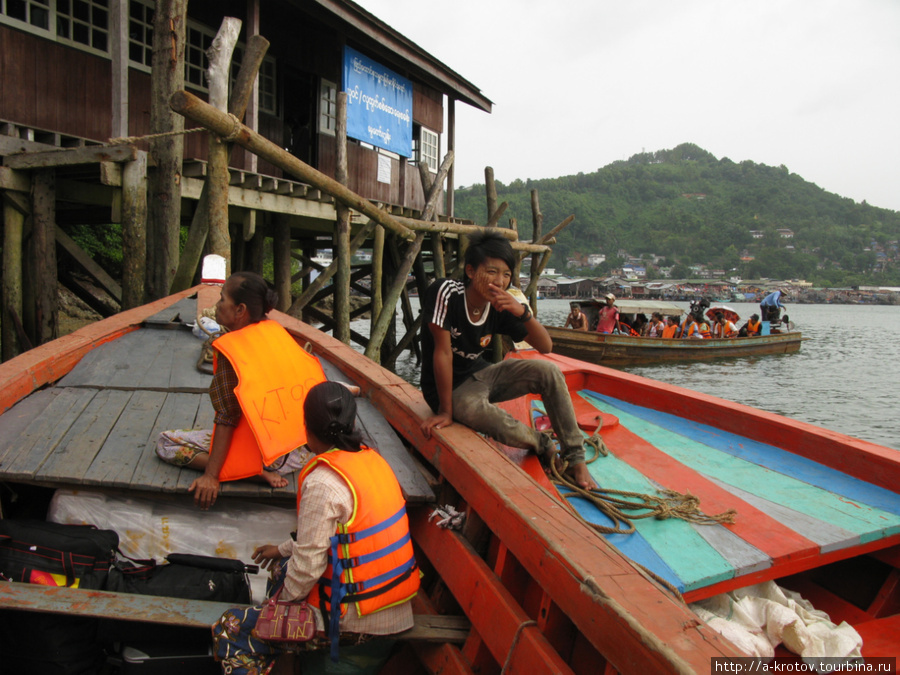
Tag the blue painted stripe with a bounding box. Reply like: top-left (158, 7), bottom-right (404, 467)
top-left (557, 485), bottom-right (684, 592)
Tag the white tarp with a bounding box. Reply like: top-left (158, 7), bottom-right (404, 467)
top-left (690, 581), bottom-right (862, 661)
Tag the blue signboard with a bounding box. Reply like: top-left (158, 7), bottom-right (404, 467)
top-left (343, 46), bottom-right (413, 157)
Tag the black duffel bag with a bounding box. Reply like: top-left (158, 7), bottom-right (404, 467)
top-left (106, 552), bottom-right (255, 604)
top-left (0, 519), bottom-right (118, 589)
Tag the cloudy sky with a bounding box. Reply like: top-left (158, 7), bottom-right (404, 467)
top-left (355, 0), bottom-right (900, 212)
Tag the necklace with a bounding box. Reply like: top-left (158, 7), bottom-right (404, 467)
top-left (471, 303), bottom-right (487, 317)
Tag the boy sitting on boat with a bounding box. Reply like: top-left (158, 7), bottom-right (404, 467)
top-left (418, 231), bottom-right (598, 490)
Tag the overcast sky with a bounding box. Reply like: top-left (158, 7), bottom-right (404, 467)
top-left (355, 0), bottom-right (900, 212)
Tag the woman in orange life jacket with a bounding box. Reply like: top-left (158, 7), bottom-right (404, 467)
top-left (156, 272), bottom-right (327, 510)
top-left (213, 381), bottom-right (418, 674)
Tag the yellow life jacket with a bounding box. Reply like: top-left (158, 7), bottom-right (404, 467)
top-left (212, 320), bottom-right (326, 481)
top-left (299, 449), bottom-right (419, 659)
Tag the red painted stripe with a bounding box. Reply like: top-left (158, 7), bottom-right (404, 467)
top-left (600, 421), bottom-right (819, 566)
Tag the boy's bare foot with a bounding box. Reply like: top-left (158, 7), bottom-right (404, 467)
top-left (565, 461), bottom-right (598, 490)
top-left (261, 470), bottom-right (289, 489)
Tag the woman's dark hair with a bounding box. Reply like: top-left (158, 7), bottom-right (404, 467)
top-left (228, 271), bottom-right (278, 322)
top-left (303, 381), bottom-right (363, 452)
top-left (463, 230), bottom-right (517, 287)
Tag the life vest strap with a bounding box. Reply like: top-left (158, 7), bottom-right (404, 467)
top-left (335, 531), bottom-right (412, 571)
top-left (334, 505), bottom-right (406, 545)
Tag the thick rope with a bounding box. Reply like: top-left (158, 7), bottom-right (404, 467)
top-left (109, 126), bottom-right (207, 145)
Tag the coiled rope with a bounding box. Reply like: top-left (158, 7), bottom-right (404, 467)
top-left (544, 416), bottom-right (737, 599)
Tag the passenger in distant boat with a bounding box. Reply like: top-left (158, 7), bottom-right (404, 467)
top-left (617, 319), bottom-right (640, 336)
top-left (760, 290), bottom-right (786, 323)
top-left (418, 230), bottom-right (598, 490)
top-left (155, 272), bottom-right (328, 510)
top-left (213, 381), bottom-right (418, 674)
top-left (738, 313), bottom-right (762, 337)
top-left (661, 316), bottom-right (679, 338)
top-left (683, 316), bottom-right (702, 339)
top-left (712, 312), bottom-right (737, 338)
top-left (563, 302), bottom-right (589, 331)
top-left (647, 312), bottom-right (666, 337)
top-left (631, 313), bottom-right (649, 336)
top-left (596, 293), bottom-right (619, 334)
top-left (697, 316), bottom-right (712, 339)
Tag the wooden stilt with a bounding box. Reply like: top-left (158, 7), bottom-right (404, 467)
top-left (170, 35), bottom-right (269, 293)
top-left (206, 17), bottom-right (242, 278)
top-left (529, 189), bottom-right (543, 311)
top-left (1, 196), bottom-right (25, 361)
top-left (334, 93), bottom-right (351, 345)
top-left (287, 223), bottom-right (374, 317)
top-left (121, 152), bottom-right (147, 310)
top-left (273, 215), bottom-right (292, 312)
top-left (371, 226), bottom-right (385, 336)
top-left (365, 232), bottom-right (425, 363)
top-left (484, 167), bottom-right (498, 225)
top-left (31, 169), bottom-right (57, 344)
top-left (147, 0), bottom-right (186, 300)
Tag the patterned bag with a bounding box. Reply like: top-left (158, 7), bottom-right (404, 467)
top-left (251, 586), bottom-right (317, 643)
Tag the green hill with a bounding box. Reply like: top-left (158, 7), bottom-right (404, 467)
top-left (452, 143), bottom-right (900, 286)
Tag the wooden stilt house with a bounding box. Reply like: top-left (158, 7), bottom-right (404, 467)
top-left (0, 0), bottom-right (510, 364)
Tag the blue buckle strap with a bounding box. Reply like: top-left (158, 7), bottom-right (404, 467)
top-left (337, 532), bottom-right (411, 569)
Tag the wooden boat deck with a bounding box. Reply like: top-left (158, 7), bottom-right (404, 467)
top-left (0, 297), bottom-right (434, 504)
top-left (508, 350), bottom-right (900, 603)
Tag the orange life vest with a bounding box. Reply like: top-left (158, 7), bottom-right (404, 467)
top-left (698, 322), bottom-right (711, 339)
top-left (747, 319), bottom-right (761, 335)
top-left (299, 449), bottom-right (419, 658)
top-left (662, 324), bottom-right (677, 338)
top-left (212, 320), bottom-right (326, 481)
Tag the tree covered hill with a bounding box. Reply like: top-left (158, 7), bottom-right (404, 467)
top-left (452, 143), bottom-right (900, 285)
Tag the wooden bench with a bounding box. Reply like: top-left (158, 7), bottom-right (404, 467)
top-left (0, 582), bottom-right (468, 644)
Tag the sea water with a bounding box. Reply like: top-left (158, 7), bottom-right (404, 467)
top-left (355, 299), bottom-right (900, 452)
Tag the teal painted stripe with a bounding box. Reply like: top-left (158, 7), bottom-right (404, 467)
top-left (533, 402), bottom-right (735, 592)
top-left (581, 391), bottom-right (900, 544)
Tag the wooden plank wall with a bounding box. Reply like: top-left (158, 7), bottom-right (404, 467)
top-left (0, 26), bottom-right (111, 141)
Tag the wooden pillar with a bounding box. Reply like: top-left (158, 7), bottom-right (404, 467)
top-left (147, 0), bottom-right (186, 300)
top-left (31, 170), bottom-right (57, 344)
top-left (447, 97), bottom-right (456, 218)
top-left (371, 225), bottom-right (384, 332)
top-left (273, 215), bottom-right (292, 312)
top-left (1, 196), bottom-right (25, 361)
top-left (170, 34), bottom-right (270, 293)
top-left (110, 0), bottom-right (129, 139)
top-left (206, 17), bottom-right (242, 279)
top-left (484, 167), bottom-right (497, 226)
top-left (334, 92), bottom-right (351, 344)
top-left (245, 0), bottom-right (260, 173)
top-left (365, 232), bottom-right (425, 364)
top-left (529, 189), bottom-right (543, 310)
top-left (122, 152), bottom-right (147, 310)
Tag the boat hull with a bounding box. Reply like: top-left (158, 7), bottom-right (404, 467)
top-left (546, 325), bottom-right (804, 366)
